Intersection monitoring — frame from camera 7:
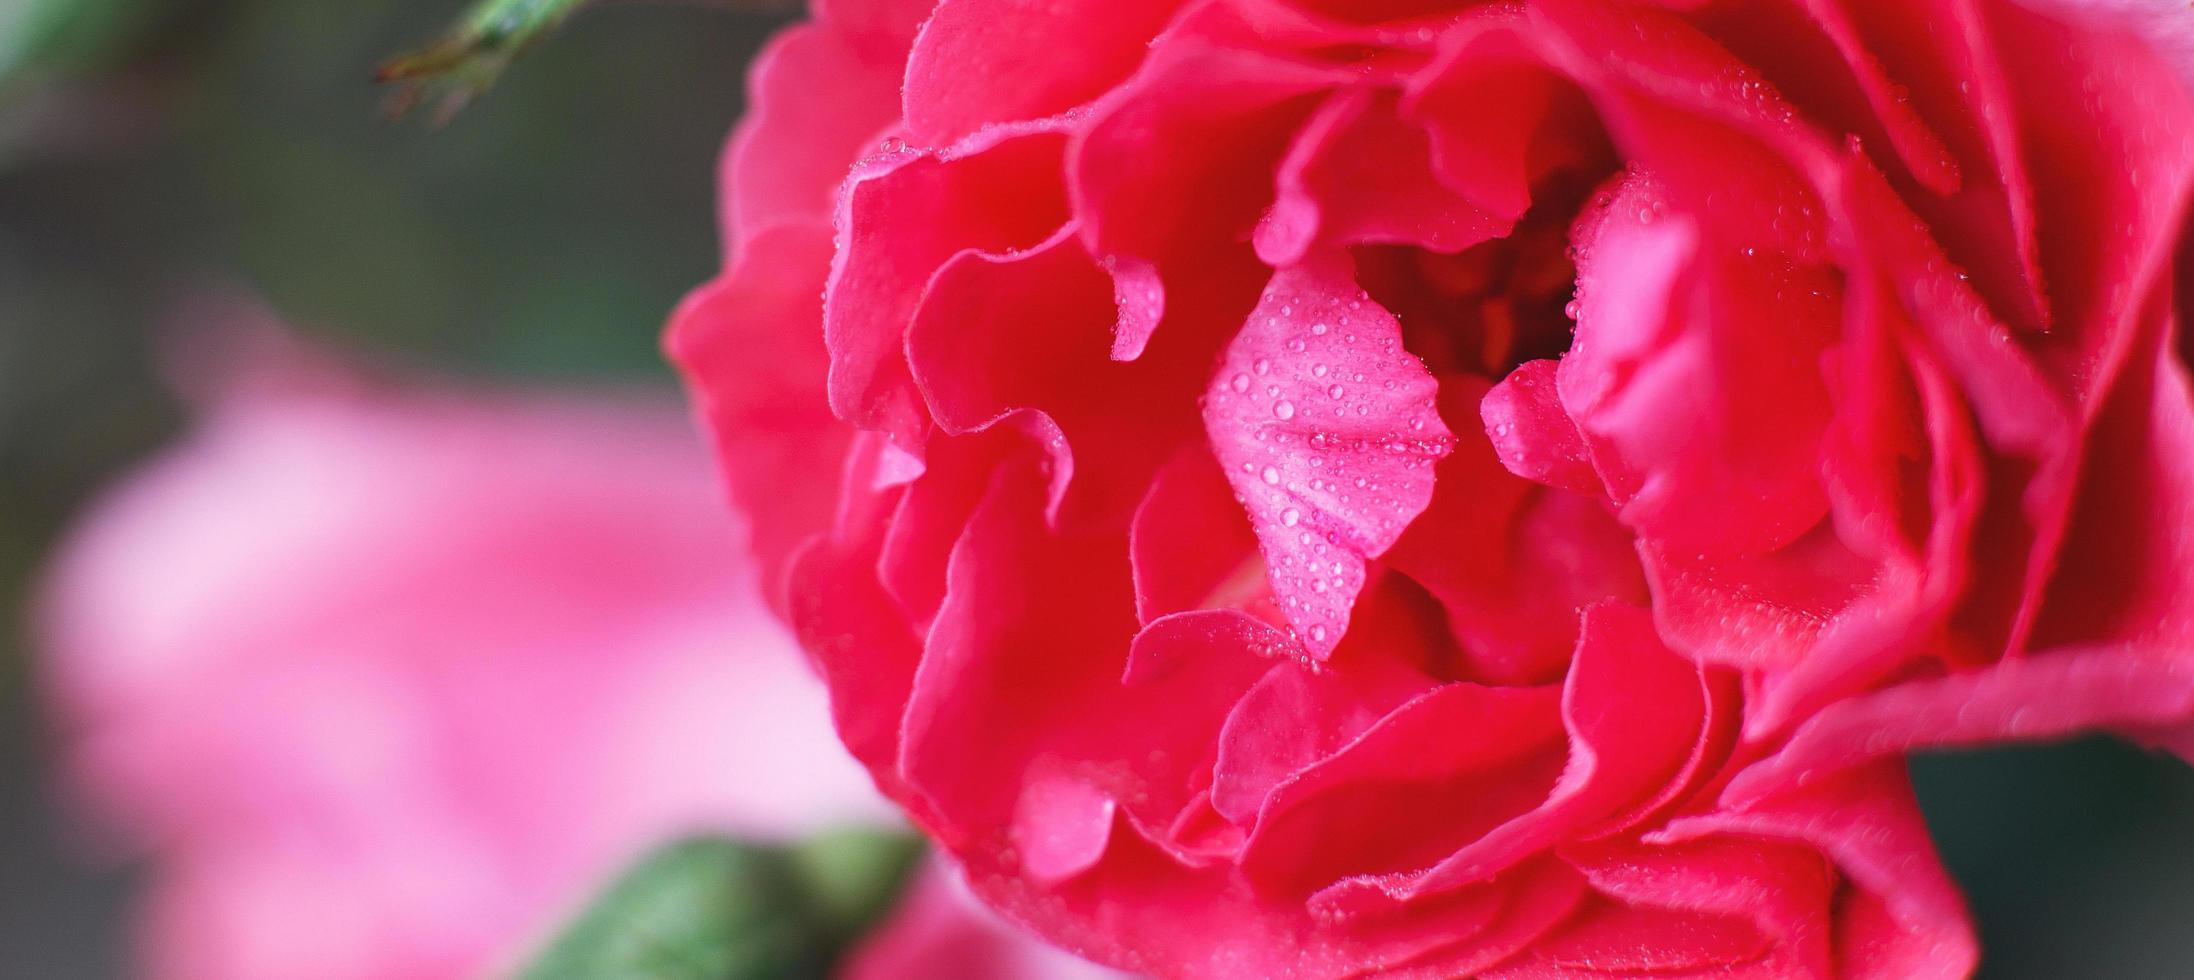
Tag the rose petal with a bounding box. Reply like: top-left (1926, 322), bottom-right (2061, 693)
top-left (1662, 762), bottom-right (1976, 980)
top-left (1256, 88), bottom-right (1512, 267)
top-left (1202, 255), bottom-right (1454, 656)
top-left (722, 24), bottom-right (905, 250)
top-left (666, 224), bottom-right (846, 609)
top-left (1128, 447), bottom-right (1261, 624)
top-left (1481, 358), bottom-right (1598, 496)
top-left (827, 123), bottom-right (1072, 445)
top-left (1560, 172), bottom-right (1837, 559)
top-left (903, 0), bottom-right (1181, 146)
top-left (1316, 603), bottom-right (1708, 907)
top-left (908, 228), bottom-right (1217, 528)
top-left (1406, 11), bottom-right (1607, 220)
top-left (1073, 21), bottom-right (1358, 358)
top-left (1388, 381), bottom-right (1645, 686)
top-left (1238, 678), bottom-right (1565, 893)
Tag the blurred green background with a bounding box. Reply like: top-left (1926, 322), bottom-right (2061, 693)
top-left (1, 1), bottom-right (2191, 977)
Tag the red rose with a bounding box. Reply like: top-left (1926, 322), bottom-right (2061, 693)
top-left (671, 0), bottom-right (2194, 975)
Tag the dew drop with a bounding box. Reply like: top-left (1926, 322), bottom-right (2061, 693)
top-left (1275, 401), bottom-right (1297, 420)
top-left (1261, 466), bottom-right (1280, 485)
top-left (1229, 373), bottom-right (1250, 393)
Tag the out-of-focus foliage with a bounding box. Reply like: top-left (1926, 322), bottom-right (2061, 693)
top-left (0, 1), bottom-right (784, 975)
top-left (0, 0), bottom-right (161, 84)
top-left (518, 832), bottom-right (921, 980)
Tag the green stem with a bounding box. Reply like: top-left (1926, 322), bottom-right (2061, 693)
top-left (376, 0), bottom-right (593, 122)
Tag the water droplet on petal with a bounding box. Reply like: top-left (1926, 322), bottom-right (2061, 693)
top-left (1274, 400), bottom-right (1297, 420)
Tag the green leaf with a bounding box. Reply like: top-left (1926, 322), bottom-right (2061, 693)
top-left (516, 831), bottom-right (923, 980)
top-left (784, 827), bottom-right (928, 944)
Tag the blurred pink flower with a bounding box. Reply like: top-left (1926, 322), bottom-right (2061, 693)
top-left (36, 334), bottom-right (1113, 980)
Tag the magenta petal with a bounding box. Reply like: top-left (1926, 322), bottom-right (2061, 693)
top-left (1012, 770), bottom-right (1118, 886)
top-left (811, 0), bottom-right (931, 55)
top-left (1073, 22), bottom-right (1356, 266)
top-left (2028, 245), bottom-right (2194, 659)
top-left (1201, 256), bottom-right (1454, 656)
top-left (1728, 650), bottom-right (2194, 806)
top-left (1317, 603), bottom-right (1705, 906)
top-left (1107, 257), bottom-right (1167, 362)
top-left (1071, 22), bottom-right (1358, 351)
top-left (1482, 358), bottom-right (1598, 496)
top-left (1394, 865), bottom-right (1591, 979)
top-left (1547, 836), bottom-right (1834, 977)
top-left (1388, 382), bottom-right (1646, 686)
top-left (1210, 646), bottom-right (1442, 828)
top-left (1560, 172), bottom-right (1837, 558)
top-left (1662, 762), bottom-right (1977, 980)
top-left (903, 0), bottom-right (1181, 147)
top-left (1405, 9), bottom-right (1612, 222)
top-left (722, 24), bottom-right (904, 251)
top-left (826, 124), bottom-right (1071, 444)
top-left (787, 513), bottom-right (927, 809)
top-left (1256, 88), bottom-right (1511, 267)
top-left (1128, 447), bottom-right (1260, 624)
top-left (666, 223), bottom-right (846, 609)
top-left (1241, 679), bottom-right (1565, 893)
top-left (908, 228), bottom-right (1220, 528)
top-left (1002, 609), bottom-right (1287, 885)
top-left (1113, 609), bottom-right (1298, 826)
top-left (896, 470), bottom-right (1137, 839)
